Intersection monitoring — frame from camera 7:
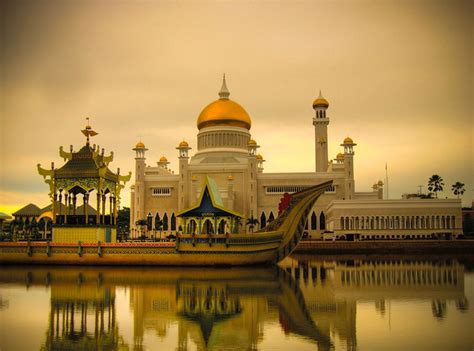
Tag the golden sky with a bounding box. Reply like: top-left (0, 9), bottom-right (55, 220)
top-left (0, 0), bottom-right (472, 214)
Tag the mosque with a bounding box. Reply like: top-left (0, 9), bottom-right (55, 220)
top-left (130, 76), bottom-right (462, 240)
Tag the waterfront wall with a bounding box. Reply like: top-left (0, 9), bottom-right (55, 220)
top-left (294, 240), bottom-right (474, 254)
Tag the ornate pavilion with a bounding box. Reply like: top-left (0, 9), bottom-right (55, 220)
top-left (37, 120), bottom-right (131, 243)
top-left (177, 176), bottom-right (243, 235)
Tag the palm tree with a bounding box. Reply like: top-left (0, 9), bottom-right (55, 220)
top-left (451, 182), bottom-right (465, 199)
top-left (246, 216), bottom-right (259, 233)
top-left (135, 219), bottom-right (147, 240)
top-left (428, 175), bottom-right (444, 198)
top-left (155, 219), bottom-right (163, 241)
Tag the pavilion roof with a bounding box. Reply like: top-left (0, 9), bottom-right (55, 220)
top-left (13, 203), bottom-right (42, 217)
top-left (0, 212), bottom-right (12, 220)
top-left (177, 176), bottom-right (243, 218)
top-left (41, 202), bottom-right (97, 215)
top-left (54, 144), bottom-right (118, 181)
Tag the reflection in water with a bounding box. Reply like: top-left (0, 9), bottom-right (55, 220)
top-left (0, 257), bottom-right (470, 350)
top-left (43, 283), bottom-right (122, 350)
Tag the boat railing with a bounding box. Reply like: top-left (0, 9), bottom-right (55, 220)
top-left (176, 231), bottom-right (283, 247)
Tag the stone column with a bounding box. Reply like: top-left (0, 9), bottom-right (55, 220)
top-left (84, 193), bottom-right (89, 225)
top-left (112, 196), bottom-right (117, 226)
top-left (53, 192), bottom-right (57, 224)
top-left (64, 193), bottom-right (69, 224)
top-left (71, 193), bottom-right (76, 217)
top-left (102, 194), bottom-right (106, 225)
top-left (58, 192), bottom-right (63, 224)
top-left (96, 193), bottom-right (101, 225)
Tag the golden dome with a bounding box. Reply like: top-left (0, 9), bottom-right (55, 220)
top-left (256, 154), bottom-right (263, 160)
top-left (248, 139), bottom-right (257, 146)
top-left (197, 98), bottom-right (251, 130)
top-left (312, 90), bottom-right (329, 108)
top-left (159, 156), bottom-right (168, 162)
top-left (178, 140), bottom-right (189, 148)
top-left (312, 97), bottom-right (329, 108)
top-left (343, 137), bottom-right (354, 144)
top-left (377, 180), bottom-right (384, 186)
top-left (336, 153), bottom-right (344, 159)
top-left (135, 141), bottom-right (145, 148)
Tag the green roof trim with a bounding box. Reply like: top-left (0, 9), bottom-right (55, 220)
top-left (177, 176), bottom-right (243, 218)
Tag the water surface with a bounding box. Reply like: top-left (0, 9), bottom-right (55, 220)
top-left (0, 256), bottom-right (473, 350)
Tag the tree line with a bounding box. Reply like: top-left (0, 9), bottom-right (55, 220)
top-left (427, 175), bottom-right (465, 199)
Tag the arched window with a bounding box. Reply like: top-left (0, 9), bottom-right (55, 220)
top-left (154, 213), bottom-right (161, 230)
top-left (163, 213), bottom-right (169, 231)
top-left (260, 212), bottom-right (267, 229)
top-left (218, 220), bottom-right (226, 234)
top-left (311, 212), bottom-right (317, 230)
top-left (320, 212), bottom-right (326, 230)
top-left (188, 220), bottom-right (197, 234)
top-left (203, 219), bottom-right (214, 234)
top-left (340, 217), bottom-right (344, 230)
top-left (171, 213), bottom-right (176, 231)
top-left (268, 212), bottom-right (275, 223)
top-left (147, 212), bottom-right (153, 230)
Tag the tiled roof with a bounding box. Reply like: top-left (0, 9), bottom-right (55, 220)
top-left (13, 203), bottom-right (42, 216)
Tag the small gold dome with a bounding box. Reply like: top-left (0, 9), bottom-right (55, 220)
top-left (336, 153), bottom-right (344, 159)
top-left (343, 137), bottom-right (354, 144)
top-left (159, 156), bottom-right (168, 162)
top-left (256, 154), bottom-right (263, 160)
top-left (248, 139), bottom-right (257, 146)
top-left (179, 140), bottom-right (189, 148)
top-left (135, 141), bottom-right (145, 148)
top-left (312, 97), bottom-right (329, 108)
top-left (377, 180), bottom-right (384, 186)
top-left (197, 99), bottom-right (251, 130)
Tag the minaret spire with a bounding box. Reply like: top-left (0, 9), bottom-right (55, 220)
top-left (218, 73), bottom-right (230, 100)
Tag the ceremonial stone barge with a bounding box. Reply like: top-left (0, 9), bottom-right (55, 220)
top-left (0, 181), bottom-right (331, 266)
top-left (0, 121), bottom-right (332, 266)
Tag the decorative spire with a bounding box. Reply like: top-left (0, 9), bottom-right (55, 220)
top-left (81, 117), bottom-right (98, 145)
top-left (218, 73), bottom-right (230, 100)
top-left (318, 89), bottom-right (323, 98)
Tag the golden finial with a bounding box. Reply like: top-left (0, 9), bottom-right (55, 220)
top-left (81, 117), bottom-right (98, 145)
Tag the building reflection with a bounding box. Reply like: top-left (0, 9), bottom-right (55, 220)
top-left (127, 267), bottom-right (330, 350)
top-left (38, 271), bottom-right (129, 351)
top-left (279, 256), bottom-right (469, 350)
top-left (0, 258), bottom-right (468, 351)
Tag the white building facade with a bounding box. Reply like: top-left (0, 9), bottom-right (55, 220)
top-left (130, 77), bottom-right (462, 240)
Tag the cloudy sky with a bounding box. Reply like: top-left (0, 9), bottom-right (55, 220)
top-left (1, 0), bottom-right (472, 214)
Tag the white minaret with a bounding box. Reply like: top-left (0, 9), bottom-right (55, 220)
top-left (341, 137), bottom-right (357, 200)
top-left (132, 141), bottom-right (147, 227)
top-left (312, 91), bottom-right (330, 172)
top-left (247, 139), bottom-right (259, 231)
top-left (177, 140), bottom-right (191, 211)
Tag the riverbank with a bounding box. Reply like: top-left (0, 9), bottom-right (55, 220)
top-left (294, 239), bottom-right (474, 255)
